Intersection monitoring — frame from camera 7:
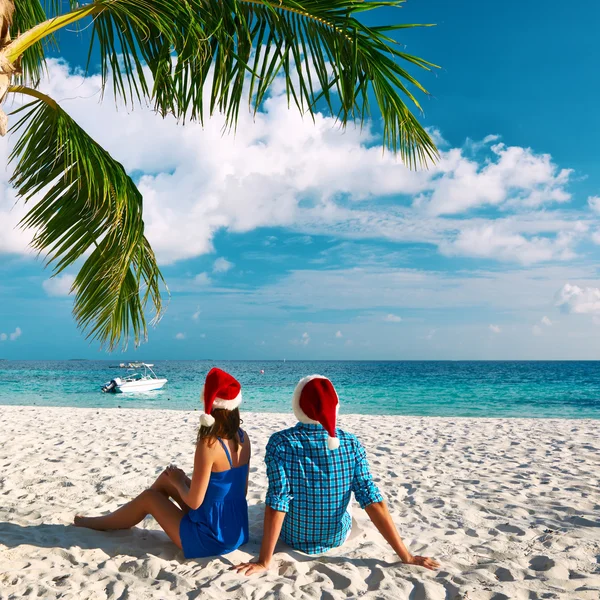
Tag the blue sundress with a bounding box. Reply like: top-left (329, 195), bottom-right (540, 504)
top-left (179, 430), bottom-right (249, 558)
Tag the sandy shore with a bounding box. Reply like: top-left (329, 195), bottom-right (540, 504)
top-left (0, 406), bottom-right (599, 599)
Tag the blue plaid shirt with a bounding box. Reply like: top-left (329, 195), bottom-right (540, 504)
top-left (265, 423), bottom-right (384, 554)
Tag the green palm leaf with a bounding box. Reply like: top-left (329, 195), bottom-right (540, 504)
top-left (9, 0), bottom-right (49, 85)
top-left (8, 87), bottom-right (165, 350)
top-left (8, 0), bottom-right (83, 85)
top-left (7, 0), bottom-right (439, 166)
top-left (91, 0), bottom-right (439, 167)
top-left (198, 0), bottom-right (439, 167)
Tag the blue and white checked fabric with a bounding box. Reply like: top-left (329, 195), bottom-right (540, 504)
top-left (265, 422), bottom-right (384, 554)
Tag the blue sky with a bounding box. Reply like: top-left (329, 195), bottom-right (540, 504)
top-left (1, 0), bottom-right (600, 360)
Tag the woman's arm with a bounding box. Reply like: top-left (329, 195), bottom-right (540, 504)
top-left (245, 435), bottom-right (252, 496)
top-left (167, 442), bottom-right (213, 510)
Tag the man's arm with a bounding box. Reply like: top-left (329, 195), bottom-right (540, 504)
top-left (351, 438), bottom-right (439, 571)
top-left (365, 501), bottom-right (439, 570)
top-left (234, 436), bottom-right (291, 576)
top-left (234, 506), bottom-right (286, 575)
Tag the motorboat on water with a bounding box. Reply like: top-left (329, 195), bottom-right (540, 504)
top-left (101, 363), bottom-right (167, 393)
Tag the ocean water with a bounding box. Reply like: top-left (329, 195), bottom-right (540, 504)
top-left (1, 360), bottom-right (600, 419)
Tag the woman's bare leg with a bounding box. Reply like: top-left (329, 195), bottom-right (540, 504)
top-left (74, 490), bottom-right (184, 549)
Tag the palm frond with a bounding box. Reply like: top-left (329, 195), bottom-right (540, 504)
top-left (7, 0), bottom-right (439, 167)
top-left (6, 1), bottom-right (80, 84)
top-left (94, 0), bottom-right (437, 167)
top-left (93, 0), bottom-right (439, 167)
top-left (187, 0), bottom-right (440, 167)
top-left (8, 86), bottom-right (166, 350)
top-left (10, 0), bottom-right (50, 85)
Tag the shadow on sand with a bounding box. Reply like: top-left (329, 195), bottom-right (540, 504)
top-left (0, 521), bottom-right (191, 562)
top-left (0, 515), bottom-right (426, 600)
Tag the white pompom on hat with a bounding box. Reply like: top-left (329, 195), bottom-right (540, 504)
top-left (292, 375), bottom-right (340, 450)
top-left (200, 367), bottom-right (242, 427)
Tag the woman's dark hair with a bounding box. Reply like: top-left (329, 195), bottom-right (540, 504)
top-left (197, 408), bottom-right (242, 450)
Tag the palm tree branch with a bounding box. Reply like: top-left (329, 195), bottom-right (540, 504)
top-left (5, 0), bottom-right (439, 167)
top-left (6, 84), bottom-right (166, 350)
top-left (182, 1), bottom-right (440, 166)
top-left (8, 0), bottom-right (51, 85)
top-left (3, 3), bottom-right (97, 65)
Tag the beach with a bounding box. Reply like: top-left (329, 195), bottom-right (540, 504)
top-left (1, 406), bottom-right (599, 600)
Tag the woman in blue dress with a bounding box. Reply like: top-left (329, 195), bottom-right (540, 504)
top-left (75, 368), bottom-right (250, 559)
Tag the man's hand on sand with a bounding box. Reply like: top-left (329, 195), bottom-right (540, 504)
top-left (233, 561), bottom-right (270, 576)
top-left (406, 555), bottom-right (440, 570)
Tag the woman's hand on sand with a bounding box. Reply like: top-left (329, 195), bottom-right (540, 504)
top-left (406, 555), bottom-right (440, 570)
top-left (232, 561), bottom-right (271, 576)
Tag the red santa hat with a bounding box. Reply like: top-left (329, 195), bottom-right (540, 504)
top-left (292, 375), bottom-right (340, 450)
top-left (200, 368), bottom-right (242, 427)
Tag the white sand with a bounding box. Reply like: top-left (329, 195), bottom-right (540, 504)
top-left (0, 406), bottom-right (599, 600)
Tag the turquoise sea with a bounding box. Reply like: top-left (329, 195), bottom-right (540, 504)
top-left (1, 360), bottom-right (600, 419)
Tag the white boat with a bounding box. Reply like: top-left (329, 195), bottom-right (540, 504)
top-left (101, 363), bottom-right (167, 393)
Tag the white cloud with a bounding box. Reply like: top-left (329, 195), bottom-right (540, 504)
top-left (427, 127), bottom-right (448, 148)
top-left (42, 273), bottom-right (75, 297)
top-left (423, 143), bottom-right (572, 216)
top-left (532, 324), bottom-right (543, 336)
top-left (384, 314), bottom-right (402, 322)
top-left (306, 207), bottom-right (590, 266)
top-left (213, 257), bottom-right (234, 273)
top-left (335, 330), bottom-right (343, 338)
top-left (175, 332), bottom-right (186, 340)
top-left (483, 134), bottom-right (501, 144)
top-left (0, 59), bottom-right (590, 269)
top-left (235, 264), bottom-right (594, 317)
top-left (588, 196), bottom-right (600, 213)
top-left (541, 316), bottom-right (552, 326)
top-left (489, 324), bottom-right (501, 334)
top-left (0, 131), bottom-right (33, 255)
top-left (2, 327), bottom-right (22, 341)
top-left (194, 272), bottom-right (211, 285)
top-left (556, 283), bottom-right (600, 315)
top-left (442, 224), bottom-right (579, 265)
top-left (464, 134), bottom-right (501, 154)
top-left (192, 306), bottom-right (201, 321)
top-left (290, 332), bottom-right (311, 346)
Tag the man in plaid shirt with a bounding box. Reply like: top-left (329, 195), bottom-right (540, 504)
top-left (235, 375), bottom-right (439, 575)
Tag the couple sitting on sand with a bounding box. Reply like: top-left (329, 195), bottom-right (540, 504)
top-left (75, 368), bottom-right (439, 573)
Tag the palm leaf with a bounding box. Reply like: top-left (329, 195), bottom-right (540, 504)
top-left (194, 0), bottom-right (440, 167)
top-left (9, 0), bottom-right (50, 85)
top-left (7, 0), bottom-right (439, 167)
top-left (94, 0), bottom-right (440, 167)
top-left (8, 86), bottom-right (165, 350)
top-left (8, 0), bottom-right (80, 85)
